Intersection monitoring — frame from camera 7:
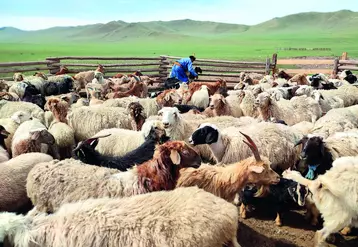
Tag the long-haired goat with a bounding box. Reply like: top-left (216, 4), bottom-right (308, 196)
top-left (178, 131), bottom-right (280, 202)
top-left (26, 141), bottom-right (202, 213)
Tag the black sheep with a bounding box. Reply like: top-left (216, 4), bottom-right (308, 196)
top-left (240, 178), bottom-right (309, 226)
top-left (344, 74), bottom-right (357, 84)
top-left (173, 104), bottom-right (205, 113)
top-left (44, 77), bottom-right (74, 96)
top-left (294, 135), bottom-right (333, 180)
top-left (73, 126), bottom-right (170, 171)
top-left (21, 86), bottom-right (46, 110)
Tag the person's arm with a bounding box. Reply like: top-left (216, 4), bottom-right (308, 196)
top-left (187, 61), bottom-right (198, 77)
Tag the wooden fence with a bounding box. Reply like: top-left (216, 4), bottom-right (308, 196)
top-left (0, 55), bottom-right (273, 89)
top-left (1, 53), bottom-right (358, 90)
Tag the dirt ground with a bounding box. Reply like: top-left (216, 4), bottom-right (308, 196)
top-left (237, 209), bottom-right (358, 247)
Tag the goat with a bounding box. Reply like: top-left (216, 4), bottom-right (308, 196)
top-left (73, 126), bottom-right (170, 171)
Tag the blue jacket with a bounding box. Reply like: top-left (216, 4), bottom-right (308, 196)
top-left (169, 57), bottom-right (198, 83)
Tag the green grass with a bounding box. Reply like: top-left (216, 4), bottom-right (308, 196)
top-left (1, 10), bottom-right (358, 62)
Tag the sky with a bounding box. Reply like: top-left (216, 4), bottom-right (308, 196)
top-left (1, 0), bottom-right (358, 30)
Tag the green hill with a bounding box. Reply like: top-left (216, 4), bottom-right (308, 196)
top-left (0, 10), bottom-right (357, 43)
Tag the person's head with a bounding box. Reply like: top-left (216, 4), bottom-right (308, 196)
top-left (189, 55), bottom-right (196, 62)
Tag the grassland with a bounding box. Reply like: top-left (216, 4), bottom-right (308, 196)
top-left (0, 10), bottom-right (357, 62)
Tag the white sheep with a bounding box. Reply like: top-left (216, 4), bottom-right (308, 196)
top-left (92, 120), bottom-right (165, 156)
top-left (189, 122), bottom-right (302, 171)
top-left (187, 85), bottom-right (210, 109)
top-left (0, 153), bottom-right (53, 213)
top-left (282, 158), bottom-right (358, 247)
top-left (311, 105), bottom-right (358, 138)
top-left (0, 100), bottom-right (44, 123)
top-left (67, 106), bottom-right (134, 141)
top-left (311, 90), bottom-right (344, 114)
top-left (0, 186), bottom-right (240, 247)
top-left (319, 84), bottom-right (358, 107)
top-left (255, 92), bottom-right (322, 126)
top-left (8, 82), bottom-right (28, 98)
top-left (91, 71), bottom-right (105, 84)
top-left (0, 111), bottom-right (32, 154)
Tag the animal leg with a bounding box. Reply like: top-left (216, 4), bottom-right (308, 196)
top-left (275, 212), bottom-right (282, 226)
top-left (226, 237), bottom-right (241, 247)
top-left (340, 226), bottom-right (351, 236)
top-left (239, 204), bottom-right (247, 219)
top-left (315, 219), bottom-right (348, 247)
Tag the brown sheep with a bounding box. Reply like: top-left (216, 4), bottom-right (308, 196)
top-left (289, 73), bottom-right (309, 85)
top-left (127, 102), bottom-right (146, 131)
top-left (108, 81), bottom-right (144, 99)
top-left (156, 89), bottom-right (182, 107)
top-left (45, 98), bottom-right (69, 124)
top-left (207, 93), bottom-right (232, 117)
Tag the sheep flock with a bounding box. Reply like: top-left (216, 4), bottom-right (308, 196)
top-left (0, 66), bottom-right (358, 247)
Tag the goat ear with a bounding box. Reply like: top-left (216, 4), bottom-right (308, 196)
top-left (170, 149), bottom-right (181, 165)
top-left (249, 165), bottom-right (264, 174)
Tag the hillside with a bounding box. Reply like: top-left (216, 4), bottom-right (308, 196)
top-left (1, 10), bottom-right (357, 43)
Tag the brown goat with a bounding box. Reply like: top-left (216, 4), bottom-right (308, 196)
top-left (45, 98), bottom-right (70, 124)
top-left (55, 66), bottom-right (69, 75)
top-left (186, 79), bottom-right (227, 102)
top-left (0, 92), bottom-right (19, 101)
top-left (113, 82), bottom-right (144, 99)
top-left (177, 132), bottom-right (280, 202)
top-left (127, 102), bottom-right (146, 131)
top-left (277, 70), bottom-right (293, 80)
top-left (156, 89), bottom-right (182, 107)
top-left (289, 73), bottom-right (309, 85)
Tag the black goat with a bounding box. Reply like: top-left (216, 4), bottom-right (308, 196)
top-left (239, 178), bottom-right (309, 226)
top-left (22, 86), bottom-right (46, 110)
top-left (73, 126), bottom-right (170, 171)
top-left (173, 104), bottom-right (205, 113)
top-left (44, 77), bottom-right (74, 96)
top-left (294, 135), bottom-right (333, 180)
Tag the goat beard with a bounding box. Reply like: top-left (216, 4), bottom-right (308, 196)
top-left (254, 185), bottom-right (269, 197)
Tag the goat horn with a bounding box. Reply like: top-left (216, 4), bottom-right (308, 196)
top-left (74, 134), bottom-right (111, 151)
top-left (240, 131), bottom-right (261, 161)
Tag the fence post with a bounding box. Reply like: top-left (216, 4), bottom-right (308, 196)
top-left (341, 52), bottom-right (348, 60)
top-left (159, 55), bottom-right (169, 85)
top-left (333, 58), bottom-right (339, 75)
top-left (46, 57), bottom-right (60, 75)
top-left (265, 57), bottom-right (271, 75)
top-left (271, 53), bottom-right (277, 74)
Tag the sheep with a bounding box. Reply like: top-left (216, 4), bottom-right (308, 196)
top-left (255, 92), bottom-right (322, 125)
top-left (277, 70), bottom-right (293, 80)
top-left (0, 111), bottom-right (32, 154)
top-left (173, 104), bottom-right (204, 114)
top-left (234, 90), bottom-right (259, 118)
top-left (0, 100), bottom-right (44, 123)
top-left (239, 178), bottom-right (309, 226)
top-left (282, 158), bottom-right (358, 247)
top-left (294, 133), bottom-right (358, 180)
top-left (157, 107), bottom-right (215, 162)
top-left (177, 131), bottom-right (280, 203)
top-left (22, 75), bottom-right (47, 96)
top-left (185, 79), bottom-right (227, 102)
top-left (8, 81), bottom-right (29, 98)
top-left (91, 71), bottom-right (105, 84)
top-left (103, 97), bottom-right (162, 117)
top-left (156, 89), bottom-right (182, 107)
top-left (73, 124), bottom-right (169, 171)
top-left (186, 85), bottom-right (210, 109)
top-left (0, 126), bottom-right (9, 163)
top-left (91, 120), bottom-right (165, 157)
top-left (0, 80), bottom-right (10, 92)
top-left (11, 118), bottom-right (59, 159)
top-left (318, 84), bottom-right (358, 107)
top-left (311, 105), bottom-right (358, 138)
top-left (188, 122), bottom-right (302, 171)
top-left (55, 65), bottom-right (69, 75)
top-left (311, 90), bottom-right (344, 114)
top-left (45, 98), bottom-right (75, 159)
top-left (85, 82), bottom-right (103, 101)
top-left (26, 141), bottom-right (201, 213)
top-left (21, 85), bottom-right (46, 110)
top-left (0, 186), bottom-right (240, 247)
top-left (67, 106), bottom-right (136, 141)
top-left (0, 92), bottom-right (19, 101)
top-left (0, 153), bottom-right (53, 214)
top-left (108, 81), bottom-right (145, 99)
top-left (73, 64), bottom-right (105, 91)
top-left (291, 121), bottom-right (314, 136)
top-left (288, 73), bottom-right (309, 85)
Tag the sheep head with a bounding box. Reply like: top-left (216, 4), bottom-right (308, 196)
top-left (96, 64), bottom-right (105, 73)
top-left (209, 93), bottom-right (227, 110)
top-left (255, 92), bottom-right (272, 108)
top-left (0, 81), bottom-right (9, 92)
top-left (10, 111), bottom-right (32, 124)
top-left (29, 129), bottom-right (56, 153)
top-left (13, 73), bottom-right (24, 82)
top-left (189, 123), bottom-right (220, 146)
top-left (154, 141), bottom-right (201, 169)
top-left (158, 107), bottom-right (181, 129)
top-left (33, 72), bottom-right (48, 80)
top-left (127, 102), bottom-right (145, 119)
top-left (157, 90), bottom-right (182, 107)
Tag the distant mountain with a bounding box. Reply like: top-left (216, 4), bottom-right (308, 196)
top-left (0, 10), bottom-right (357, 43)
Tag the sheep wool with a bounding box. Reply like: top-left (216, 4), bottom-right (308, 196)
top-left (0, 153), bottom-right (53, 213)
top-left (67, 106), bottom-right (133, 141)
top-left (0, 100), bottom-right (44, 123)
top-left (188, 85), bottom-right (210, 109)
top-left (0, 187), bottom-right (240, 247)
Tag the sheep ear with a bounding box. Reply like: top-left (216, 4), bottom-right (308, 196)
top-left (249, 165), bottom-right (264, 174)
top-left (170, 150), bottom-right (181, 165)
